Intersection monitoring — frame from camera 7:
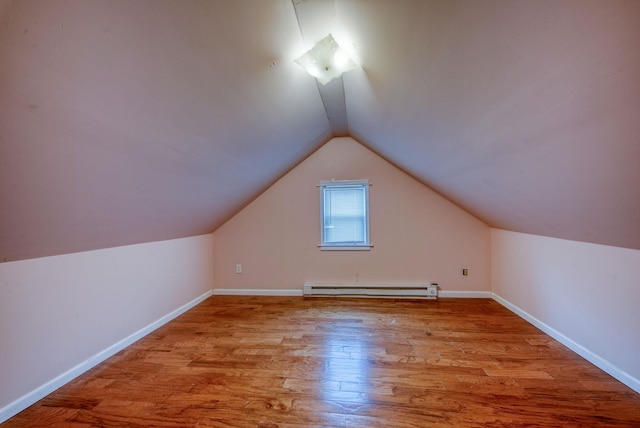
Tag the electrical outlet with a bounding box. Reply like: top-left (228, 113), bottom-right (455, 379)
top-left (462, 268), bottom-right (468, 276)
top-left (235, 264), bottom-right (242, 274)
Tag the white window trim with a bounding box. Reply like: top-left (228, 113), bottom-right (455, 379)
top-left (318, 244), bottom-right (373, 251)
top-left (318, 179), bottom-right (372, 251)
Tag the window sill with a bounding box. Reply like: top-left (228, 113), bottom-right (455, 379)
top-left (319, 245), bottom-right (373, 251)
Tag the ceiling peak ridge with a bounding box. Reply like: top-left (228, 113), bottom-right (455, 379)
top-left (291, 0), bottom-right (350, 136)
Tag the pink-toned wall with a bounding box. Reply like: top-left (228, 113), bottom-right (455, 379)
top-left (212, 137), bottom-right (490, 292)
top-left (0, 234), bottom-right (214, 420)
top-left (491, 229), bottom-right (640, 390)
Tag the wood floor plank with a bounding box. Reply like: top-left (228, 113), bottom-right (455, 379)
top-left (3, 296), bottom-right (640, 427)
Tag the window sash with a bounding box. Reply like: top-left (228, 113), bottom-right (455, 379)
top-left (319, 180), bottom-right (370, 248)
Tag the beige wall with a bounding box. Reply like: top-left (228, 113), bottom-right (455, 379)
top-left (213, 137), bottom-right (491, 292)
top-left (491, 229), bottom-right (640, 390)
top-left (3, 142), bottom-right (640, 421)
top-left (0, 234), bottom-right (214, 417)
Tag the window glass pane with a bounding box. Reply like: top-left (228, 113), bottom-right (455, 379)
top-left (322, 184), bottom-right (368, 245)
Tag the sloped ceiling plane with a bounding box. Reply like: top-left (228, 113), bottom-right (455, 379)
top-left (1, 0), bottom-right (639, 262)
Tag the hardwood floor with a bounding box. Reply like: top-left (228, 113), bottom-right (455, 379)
top-left (4, 296), bottom-right (640, 427)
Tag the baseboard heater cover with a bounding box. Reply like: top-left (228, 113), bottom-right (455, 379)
top-left (303, 283), bottom-right (438, 299)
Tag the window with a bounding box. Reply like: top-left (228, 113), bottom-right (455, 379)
top-left (319, 180), bottom-right (371, 250)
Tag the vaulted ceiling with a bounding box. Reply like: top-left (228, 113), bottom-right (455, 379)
top-left (1, 0), bottom-right (639, 262)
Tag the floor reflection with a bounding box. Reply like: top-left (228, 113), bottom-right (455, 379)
top-left (321, 322), bottom-right (371, 408)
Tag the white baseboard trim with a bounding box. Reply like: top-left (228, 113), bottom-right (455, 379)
top-left (492, 293), bottom-right (640, 394)
top-left (6, 288), bottom-right (634, 424)
top-left (212, 289), bottom-right (492, 298)
top-left (0, 289), bottom-right (214, 424)
top-left (438, 290), bottom-right (493, 298)
top-left (213, 288), bottom-right (303, 296)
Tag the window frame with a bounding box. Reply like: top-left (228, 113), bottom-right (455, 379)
top-left (318, 179), bottom-right (372, 251)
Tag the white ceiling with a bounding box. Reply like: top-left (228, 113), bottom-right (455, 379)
top-left (1, 0), bottom-right (639, 262)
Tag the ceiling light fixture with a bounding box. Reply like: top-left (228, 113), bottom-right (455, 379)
top-left (295, 34), bottom-right (358, 85)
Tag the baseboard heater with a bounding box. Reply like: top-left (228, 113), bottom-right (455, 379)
top-left (303, 283), bottom-right (438, 299)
